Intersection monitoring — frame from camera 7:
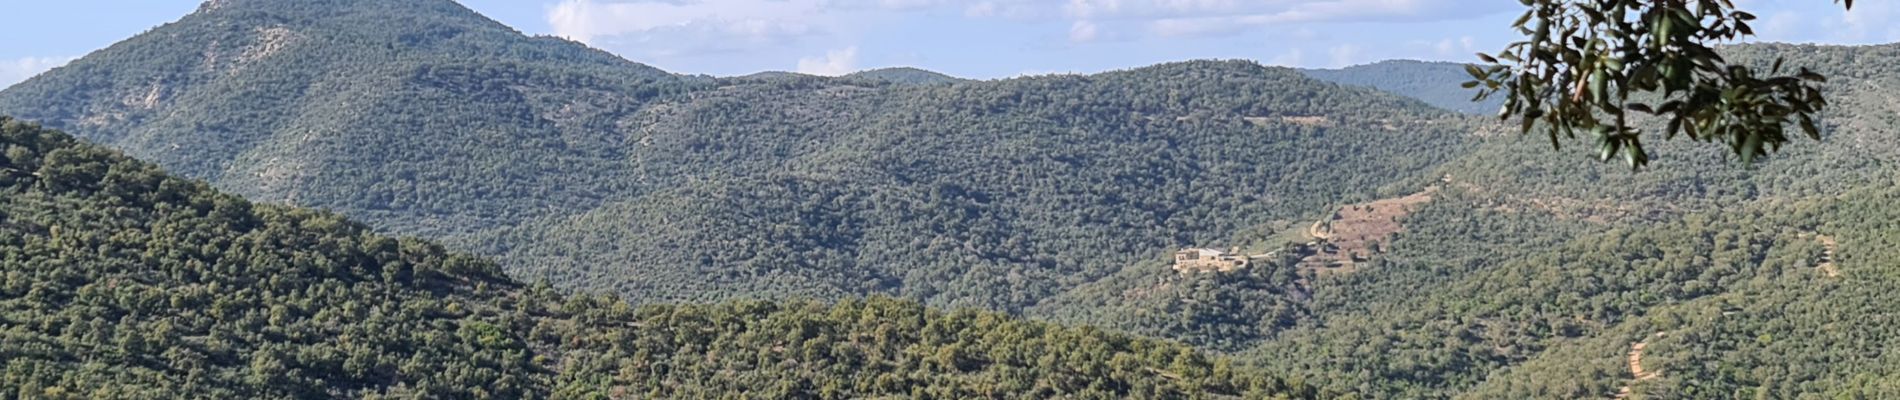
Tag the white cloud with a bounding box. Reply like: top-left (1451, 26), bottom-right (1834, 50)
top-left (1065, 0), bottom-right (1254, 20)
top-left (1838, 1), bottom-right (1900, 43)
top-left (959, 0), bottom-right (1046, 18)
top-left (797, 46), bottom-right (861, 75)
top-left (547, 0), bottom-right (828, 48)
top-left (546, 0), bottom-right (1005, 47)
top-left (1058, 0), bottom-right (1504, 23)
top-left (1426, 35), bottom-right (1474, 57)
top-left (1733, 0), bottom-right (1900, 44)
top-left (1328, 43), bottom-right (1362, 67)
top-left (964, 1), bottom-right (999, 17)
top-left (1078, 0), bottom-right (1506, 38)
top-left (1268, 48), bottom-right (1307, 67)
top-left (1291, 27), bottom-right (1323, 41)
top-left (0, 56), bottom-right (74, 88)
top-left (1070, 20), bottom-right (1101, 42)
top-left (1757, 10), bottom-right (1808, 42)
top-left (504, 0), bottom-right (1898, 79)
top-left (1432, 38), bottom-right (1454, 55)
top-left (547, 0), bottom-right (1504, 52)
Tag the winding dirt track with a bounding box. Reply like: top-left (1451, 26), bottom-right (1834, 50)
top-left (1615, 334), bottom-right (1663, 399)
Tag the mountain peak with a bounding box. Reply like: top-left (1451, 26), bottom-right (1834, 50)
top-left (844, 67), bottom-right (965, 85)
top-left (189, 0), bottom-right (504, 31)
top-left (0, 0), bottom-right (675, 191)
top-left (198, 0), bottom-right (459, 12)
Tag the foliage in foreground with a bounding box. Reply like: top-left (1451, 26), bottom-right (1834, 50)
top-left (1471, 0), bottom-right (1849, 168)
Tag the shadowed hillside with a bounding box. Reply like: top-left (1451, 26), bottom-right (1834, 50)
top-left (0, 116), bottom-right (1317, 399)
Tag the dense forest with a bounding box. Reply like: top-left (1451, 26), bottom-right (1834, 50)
top-left (0, 0), bottom-right (1479, 313)
top-left (1038, 43), bottom-right (1900, 398)
top-left (0, 117), bottom-right (1315, 399)
top-left (467, 61), bottom-right (1478, 311)
top-left (1030, 153), bottom-right (1900, 398)
top-left (5, 0), bottom-right (1900, 398)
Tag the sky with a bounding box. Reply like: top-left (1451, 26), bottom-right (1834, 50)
top-left (1, 0), bottom-right (1895, 87)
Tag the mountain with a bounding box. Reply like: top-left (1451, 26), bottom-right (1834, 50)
top-left (465, 61), bottom-right (1482, 311)
top-left (845, 67), bottom-right (966, 85)
top-left (0, 0), bottom-right (1484, 313)
top-left (1043, 43), bottom-right (1900, 398)
top-left (0, 0), bottom-right (695, 239)
top-left (734, 71), bottom-right (813, 80)
top-left (1301, 60), bottom-right (1505, 115)
top-left (0, 117), bottom-right (1317, 399)
top-left (11, 0), bottom-right (1900, 398)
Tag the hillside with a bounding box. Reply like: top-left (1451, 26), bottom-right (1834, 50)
top-left (844, 67), bottom-right (966, 85)
top-left (461, 61), bottom-right (1480, 310)
top-left (0, 0), bottom-right (696, 238)
top-left (1301, 60), bottom-right (1505, 115)
top-left (734, 71), bottom-right (814, 80)
top-left (0, 0), bottom-right (1485, 312)
top-left (10, 1), bottom-right (1900, 398)
top-left (1037, 44), bottom-right (1900, 398)
top-left (0, 117), bottom-right (1317, 399)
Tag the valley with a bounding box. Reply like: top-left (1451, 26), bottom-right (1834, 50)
top-left (0, 117), bottom-right (1316, 399)
top-left (4, 0), bottom-right (1900, 398)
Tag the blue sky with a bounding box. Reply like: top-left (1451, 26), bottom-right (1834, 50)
top-left (1, 0), bottom-right (1893, 87)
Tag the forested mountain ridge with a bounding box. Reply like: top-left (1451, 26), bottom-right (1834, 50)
top-left (460, 59), bottom-right (1483, 311)
top-left (0, 0), bottom-right (1489, 313)
top-left (10, 0), bottom-right (1900, 398)
top-left (1035, 43), bottom-right (1900, 398)
top-left (0, 0), bottom-right (695, 238)
top-left (844, 67), bottom-right (967, 85)
top-left (1301, 60), bottom-right (1506, 115)
top-left (1417, 42), bottom-right (1900, 221)
top-left (0, 117), bottom-right (1318, 399)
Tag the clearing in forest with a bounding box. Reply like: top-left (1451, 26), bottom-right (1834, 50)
top-left (1796, 232), bottom-right (1841, 277)
top-left (1297, 186), bottom-right (1437, 273)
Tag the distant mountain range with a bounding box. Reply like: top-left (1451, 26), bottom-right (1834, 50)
top-left (0, 0), bottom-right (1474, 313)
top-left (845, 67), bottom-right (967, 85)
top-left (1300, 60), bottom-right (1506, 115)
top-left (6, 0), bottom-right (1900, 398)
top-left (0, 117), bottom-right (1314, 399)
top-left (733, 67), bottom-right (964, 85)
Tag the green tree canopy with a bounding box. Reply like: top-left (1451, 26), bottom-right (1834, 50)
top-left (1472, 0), bottom-right (1852, 168)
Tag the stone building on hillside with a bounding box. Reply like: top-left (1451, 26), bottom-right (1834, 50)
top-left (1173, 248), bottom-right (1251, 273)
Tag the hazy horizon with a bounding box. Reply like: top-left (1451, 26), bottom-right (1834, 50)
top-left (3, 0), bottom-right (1893, 86)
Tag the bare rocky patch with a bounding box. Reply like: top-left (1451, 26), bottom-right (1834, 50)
top-left (1293, 186), bottom-right (1437, 273)
top-left (238, 26), bottom-right (297, 65)
top-left (1799, 232), bottom-right (1841, 277)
